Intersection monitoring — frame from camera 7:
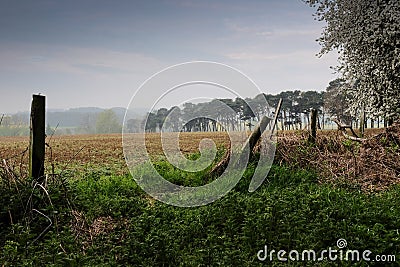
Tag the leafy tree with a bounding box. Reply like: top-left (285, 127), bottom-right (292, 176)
top-left (166, 106), bottom-right (182, 132)
top-left (252, 94), bottom-right (271, 120)
top-left (126, 118), bottom-right (142, 133)
top-left (299, 91), bottom-right (323, 111)
top-left (156, 108), bottom-right (169, 132)
top-left (144, 112), bottom-right (157, 132)
top-left (95, 109), bottom-right (122, 134)
top-left (218, 98), bottom-right (239, 131)
top-left (305, 0), bottom-right (400, 122)
top-left (182, 102), bottom-right (196, 132)
top-left (324, 79), bottom-right (352, 123)
top-left (135, 90), bottom-right (329, 133)
top-left (78, 114), bottom-right (96, 134)
top-left (235, 97), bottom-right (256, 130)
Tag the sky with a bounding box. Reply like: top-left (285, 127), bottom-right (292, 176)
top-left (0, 0), bottom-right (339, 114)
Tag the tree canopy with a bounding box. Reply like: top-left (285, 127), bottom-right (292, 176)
top-left (95, 109), bottom-right (122, 134)
top-left (305, 0), bottom-right (400, 120)
top-left (323, 78), bottom-right (352, 123)
top-left (137, 91), bottom-right (325, 133)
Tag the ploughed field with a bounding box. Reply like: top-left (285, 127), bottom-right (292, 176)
top-left (0, 132), bottom-right (232, 176)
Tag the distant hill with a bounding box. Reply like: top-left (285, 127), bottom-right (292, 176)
top-left (67, 107), bottom-right (104, 113)
top-left (6, 107), bottom-right (148, 128)
top-left (47, 107), bottom-right (148, 128)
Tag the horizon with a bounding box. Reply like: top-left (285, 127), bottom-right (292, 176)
top-left (3, 89), bottom-right (325, 116)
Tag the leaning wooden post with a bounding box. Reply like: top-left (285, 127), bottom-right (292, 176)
top-left (29, 94), bottom-right (46, 180)
top-left (248, 116), bottom-right (272, 152)
top-left (269, 98), bottom-right (283, 139)
top-left (209, 116), bottom-right (271, 177)
top-left (309, 108), bottom-right (317, 144)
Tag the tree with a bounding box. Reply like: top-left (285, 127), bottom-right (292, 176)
top-left (126, 118), bottom-right (142, 133)
top-left (78, 113), bottom-right (96, 134)
top-left (156, 108), bottom-right (169, 132)
top-left (144, 112), bottom-right (158, 132)
top-left (305, 0), bottom-right (400, 122)
top-left (235, 97), bottom-right (256, 130)
top-left (95, 109), bottom-right (122, 134)
top-left (182, 102), bottom-right (196, 132)
top-left (165, 106), bottom-right (182, 132)
top-left (324, 79), bottom-right (352, 123)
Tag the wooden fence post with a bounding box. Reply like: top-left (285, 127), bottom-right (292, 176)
top-left (359, 105), bottom-right (365, 137)
top-left (269, 98), bottom-right (283, 139)
top-left (309, 108), bottom-right (317, 144)
top-left (29, 94), bottom-right (46, 180)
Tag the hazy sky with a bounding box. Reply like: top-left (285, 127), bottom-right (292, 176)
top-left (0, 0), bottom-right (339, 114)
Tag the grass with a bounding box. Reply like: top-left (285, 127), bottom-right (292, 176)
top-left (0, 129), bottom-right (398, 265)
top-left (1, 161), bottom-right (399, 266)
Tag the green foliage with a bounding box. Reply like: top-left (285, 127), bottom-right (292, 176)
top-left (149, 147), bottom-right (227, 187)
top-left (306, 0), bottom-right (400, 119)
top-left (71, 174), bottom-right (146, 219)
top-left (0, 174), bottom-right (79, 266)
top-left (0, 125), bottom-right (29, 136)
top-left (95, 109), bottom-right (122, 134)
top-left (140, 90), bottom-right (325, 133)
top-left (341, 139), bottom-right (362, 154)
top-left (324, 78), bottom-right (353, 123)
top-left (1, 163), bottom-right (399, 266)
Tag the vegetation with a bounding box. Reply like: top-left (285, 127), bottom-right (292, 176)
top-left (135, 91), bottom-right (325, 133)
top-left (0, 108), bottom-right (125, 136)
top-left (1, 161), bottom-right (399, 266)
top-left (323, 79), bottom-right (352, 124)
top-left (1, 125), bottom-right (399, 265)
top-left (1, 1), bottom-right (399, 265)
top-left (2, 84), bottom-right (394, 137)
top-left (306, 0), bottom-right (400, 122)
top-left (95, 109), bottom-right (122, 134)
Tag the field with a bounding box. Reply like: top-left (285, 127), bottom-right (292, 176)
top-left (0, 132), bottom-right (231, 176)
top-left (1, 128), bottom-right (394, 190)
top-left (0, 128), bottom-right (384, 171)
top-left (1, 129), bottom-right (399, 266)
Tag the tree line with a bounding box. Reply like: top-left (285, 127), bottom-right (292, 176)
top-left (126, 89), bottom-right (334, 133)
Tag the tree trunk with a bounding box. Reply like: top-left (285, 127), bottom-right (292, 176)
top-left (388, 117), bottom-right (394, 127)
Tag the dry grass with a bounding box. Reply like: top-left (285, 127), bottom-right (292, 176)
top-left (71, 209), bottom-right (128, 251)
top-left (275, 123), bottom-right (400, 192)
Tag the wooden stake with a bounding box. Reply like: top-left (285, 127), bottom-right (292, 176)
top-left (269, 98), bottom-right (282, 139)
top-left (209, 100), bottom-right (281, 177)
top-left (359, 105), bottom-right (365, 137)
top-left (309, 108), bottom-right (317, 144)
top-left (29, 94), bottom-right (46, 180)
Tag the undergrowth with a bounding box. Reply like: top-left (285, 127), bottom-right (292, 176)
top-left (275, 122), bottom-right (400, 192)
top-left (1, 158), bottom-right (399, 266)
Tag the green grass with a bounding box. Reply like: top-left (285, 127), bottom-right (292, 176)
top-left (1, 162), bottom-right (399, 266)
